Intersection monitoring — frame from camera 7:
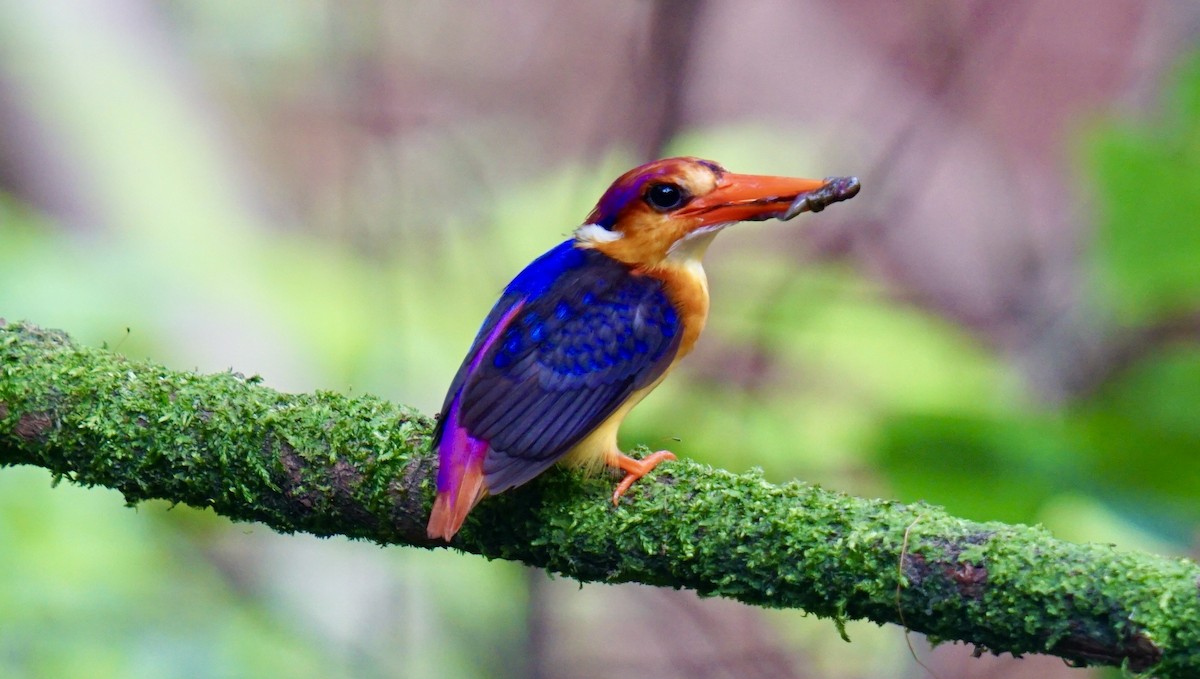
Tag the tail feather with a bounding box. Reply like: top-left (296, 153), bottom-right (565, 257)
top-left (428, 302), bottom-right (526, 541)
top-left (427, 394), bottom-right (489, 541)
top-left (427, 460), bottom-right (486, 541)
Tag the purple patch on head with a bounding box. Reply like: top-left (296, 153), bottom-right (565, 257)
top-left (589, 180), bottom-right (645, 229)
top-left (586, 160), bottom-right (681, 229)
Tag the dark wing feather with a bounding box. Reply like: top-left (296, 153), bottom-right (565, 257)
top-left (429, 289), bottom-right (527, 448)
top-left (454, 246), bottom-right (681, 493)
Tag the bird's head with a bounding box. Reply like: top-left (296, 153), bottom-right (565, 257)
top-left (576, 157), bottom-right (837, 268)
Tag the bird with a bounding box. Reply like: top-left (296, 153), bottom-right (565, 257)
top-left (427, 157), bottom-right (859, 541)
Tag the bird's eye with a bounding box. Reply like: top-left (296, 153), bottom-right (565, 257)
top-left (644, 183), bottom-right (689, 212)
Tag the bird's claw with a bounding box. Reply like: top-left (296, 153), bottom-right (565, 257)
top-left (611, 450), bottom-right (677, 505)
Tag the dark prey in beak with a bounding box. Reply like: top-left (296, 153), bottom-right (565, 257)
top-left (781, 176), bottom-right (861, 221)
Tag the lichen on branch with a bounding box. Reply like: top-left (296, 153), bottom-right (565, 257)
top-left (1, 320), bottom-right (1198, 676)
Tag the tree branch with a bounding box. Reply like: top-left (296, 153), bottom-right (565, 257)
top-left (1, 320), bottom-right (1197, 675)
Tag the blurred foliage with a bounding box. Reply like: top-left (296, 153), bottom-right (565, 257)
top-left (0, 468), bottom-right (338, 678)
top-left (1091, 54), bottom-right (1200, 325)
top-left (871, 55), bottom-right (1200, 546)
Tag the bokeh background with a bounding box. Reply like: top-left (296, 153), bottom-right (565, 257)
top-left (2, 1), bottom-right (1199, 677)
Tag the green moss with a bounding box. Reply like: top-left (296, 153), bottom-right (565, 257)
top-left (2, 320), bottom-right (1199, 675)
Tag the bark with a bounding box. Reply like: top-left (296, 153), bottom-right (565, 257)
top-left (1, 320), bottom-right (1196, 676)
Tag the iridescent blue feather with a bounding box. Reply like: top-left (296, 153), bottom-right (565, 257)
top-left (433, 240), bottom-right (682, 494)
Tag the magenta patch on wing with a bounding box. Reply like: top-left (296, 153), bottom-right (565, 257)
top-left (436, 301), bottom-right (525, 495)
top-left (435, 394), bottom-right (488, 495)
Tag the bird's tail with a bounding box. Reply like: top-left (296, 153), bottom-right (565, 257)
top-left (427, 459), bottom-right (486, 541)
top-left (427, 399), bottom-right (489, 541)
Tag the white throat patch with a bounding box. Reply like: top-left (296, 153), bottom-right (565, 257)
top-left (574, 223), bottom-right (623, 244)
top-left (666, 222), bottom-right (733, 262)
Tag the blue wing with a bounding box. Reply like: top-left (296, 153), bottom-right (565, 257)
top-left (433, 240), bottom-right (682, 493)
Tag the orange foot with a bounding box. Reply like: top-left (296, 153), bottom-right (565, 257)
top-left (610, 450), bottom-right (676, 505)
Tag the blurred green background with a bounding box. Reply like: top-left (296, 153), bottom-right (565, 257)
top-left (1, 2), bottom-right (1198, 677)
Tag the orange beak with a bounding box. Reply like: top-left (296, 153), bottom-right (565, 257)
top-left (679, 173), bottom-right (860, 226)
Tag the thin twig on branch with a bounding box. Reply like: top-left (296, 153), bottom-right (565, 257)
top-left (1, 320), bottom-right (1197, 675)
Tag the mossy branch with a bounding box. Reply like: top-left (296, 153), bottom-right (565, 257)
top-left (1, 320), bottom-right (1197, 675)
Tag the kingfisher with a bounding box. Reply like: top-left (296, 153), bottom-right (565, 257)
top-left (428, 157), bottom-right (859, 541)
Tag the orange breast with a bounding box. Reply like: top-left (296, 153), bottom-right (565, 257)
top-left (640, 256), bottom-right (710, 364)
